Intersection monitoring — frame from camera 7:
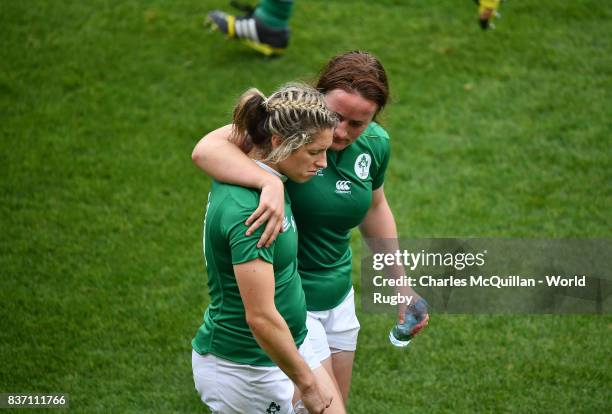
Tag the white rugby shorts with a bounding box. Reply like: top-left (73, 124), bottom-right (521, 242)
top-left (192, 331), bottom-right (320, 413)
top-left (306, 287), bottom-right (360, 363)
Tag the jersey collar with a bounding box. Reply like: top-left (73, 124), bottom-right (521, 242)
top-left (253, 160), bottom-right (288, 182)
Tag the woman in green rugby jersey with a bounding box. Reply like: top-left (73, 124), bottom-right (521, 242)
top-left (191, 83), bottom-right (345, 414)
top-left (192, 51), bottom-right (429, 405)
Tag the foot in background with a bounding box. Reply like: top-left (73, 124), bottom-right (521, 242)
top-left (205, 1), bottom-right (293, 56)
top-left (474, 0), bottom-right (502, 30)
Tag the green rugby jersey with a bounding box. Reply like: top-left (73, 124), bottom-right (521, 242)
top-left (286, 122), bottom-right (391, 311)
top-left (192, 177), bottom-right (307, 366)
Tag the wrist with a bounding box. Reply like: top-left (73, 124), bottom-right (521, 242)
top-left (258, 172), bottom-right (283, 190)
top-left (295, 371), bottom-right (317, 393)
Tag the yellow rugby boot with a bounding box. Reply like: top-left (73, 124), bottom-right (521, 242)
top-left (474, 0), bottom-right (502, 30)
top-left (205, 10), bottom-right (289, 56)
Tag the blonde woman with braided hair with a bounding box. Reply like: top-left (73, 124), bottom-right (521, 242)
top-left (191, 83), bottom-right (345, 414)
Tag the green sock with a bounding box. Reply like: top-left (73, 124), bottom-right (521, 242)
top-left (254, 0), bottom-right (294, 28)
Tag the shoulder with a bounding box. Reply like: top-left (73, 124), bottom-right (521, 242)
top-left (211, 181), bottom-right (260, 218)
top-left (355, 122), bottom-right (390, 157)
top-left (360, 122), bottom-right (390, 141)
top-left (213, 180), bottom-right (258, 201)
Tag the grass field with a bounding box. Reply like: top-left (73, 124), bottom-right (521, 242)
top-left (1, 0), bottom-right (611, 412)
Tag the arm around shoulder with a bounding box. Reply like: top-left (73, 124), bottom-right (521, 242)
top-left (192, 124), bottom-right (286, 246)
top-left (192, 124), bottom-right (274, 189)
top-left (192, 124), bottom-right (256, 184)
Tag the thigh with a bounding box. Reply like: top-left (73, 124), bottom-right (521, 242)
top-left (312, 365), bottom-right (346, 414)
top-left (330, 351), bottom-right (355, 404)
top-left (306, 312), bottom-right (332, 363)
top-left (299, 328), bottom-right (322, 370)
top-left (192, 350), bottom-right (294, 414)
top-left (325, 288), bottom-right (360, 352)
top-left (293, 363), bottom-right (346, 414)
top-left (321, 289), bottom-right (360, 403)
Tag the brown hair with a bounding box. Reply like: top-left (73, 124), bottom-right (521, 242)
top-left (232, 83), bottom-right (337, 163)
top-left (316, 50), bottom-right (389, 119)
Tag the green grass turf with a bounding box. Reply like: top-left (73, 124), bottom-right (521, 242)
top-left (1, 0), bottom-right (610, 412)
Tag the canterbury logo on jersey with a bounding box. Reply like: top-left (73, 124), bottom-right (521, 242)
top-left (335, 180), bottom-right (351, 194)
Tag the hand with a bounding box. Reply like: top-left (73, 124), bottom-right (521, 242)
top-left (397, 301), bottom-right (408, 325)
top-left (300, 380), bottom-right (332, 414)
top-left (245, 176), bottom-right (285, 248)
top-left (410, 311), bottom-right (429, 337)
top-left (400, 297), bottom-right (429, 337)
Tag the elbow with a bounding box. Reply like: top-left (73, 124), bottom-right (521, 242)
top-left (191, 146), bottom-right (205, 167)
top-left (245, 312), bottom-right (270, 335)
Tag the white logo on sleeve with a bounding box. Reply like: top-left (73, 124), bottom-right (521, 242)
top-left (354, 153), bottom-right (372, 179)
top-left (202, 192), bottom-right (212, 267)
top-left (283, 215), bottom-right (296, 232)
top-left (335, 180), bottom-right (352, 194)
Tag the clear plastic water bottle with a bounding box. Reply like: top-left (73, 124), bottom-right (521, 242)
top-left (389, 314), bottom-right (418, 347)
top-left (293, 400), bottom-right (308, 414)
top-left (389, 298), bottom-right (428, 347)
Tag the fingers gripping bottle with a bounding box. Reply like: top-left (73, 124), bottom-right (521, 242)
top-left (389, 298), bottom-right (428, 347)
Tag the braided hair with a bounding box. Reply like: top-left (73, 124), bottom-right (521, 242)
top-left (232, 83), bottom-right (337, 163)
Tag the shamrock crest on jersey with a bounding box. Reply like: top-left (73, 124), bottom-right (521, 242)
top-left (266, 401), bottom-right (281, 413)
top-left (354, 153), bottom-right (372, 179)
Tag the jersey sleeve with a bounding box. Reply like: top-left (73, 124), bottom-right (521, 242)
top-left (371, 128), bottom-right (391, 190)
top-left (224, 195), bottom-right (275, 265)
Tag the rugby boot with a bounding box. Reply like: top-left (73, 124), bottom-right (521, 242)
top-left (474, 0), bottom-right (502, 30)
top-left (205, 10), bottom-right (290, 56)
